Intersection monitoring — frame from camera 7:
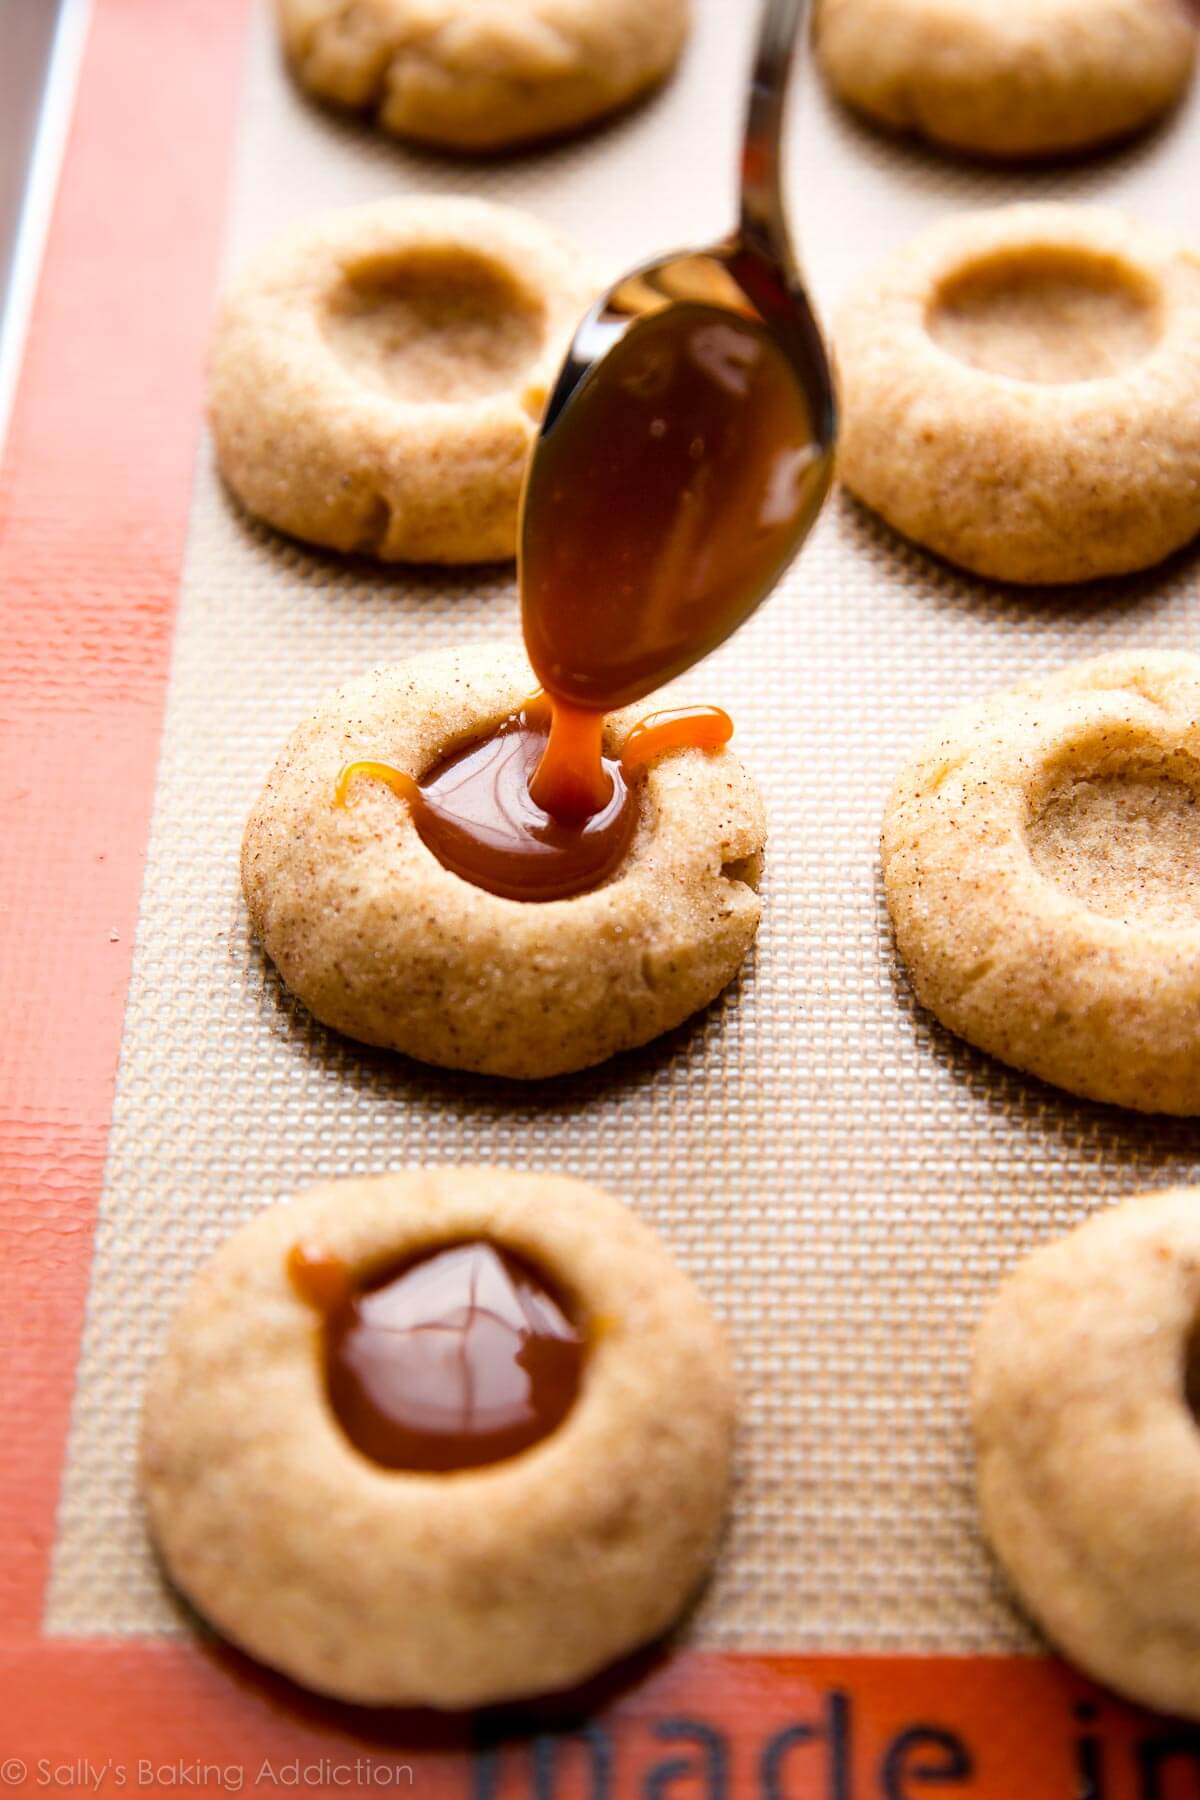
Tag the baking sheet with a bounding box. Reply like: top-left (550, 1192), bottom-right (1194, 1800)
top-left (46, 0), bottom-right (1200, 1649)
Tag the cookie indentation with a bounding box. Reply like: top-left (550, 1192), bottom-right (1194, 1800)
top-left (882, 652), bottom-right (1200, 1114)
top-left (835, 204), bottom-right (1200, 583)
top-left (242, 645), bottom-right (766, 1080)
top-left (208, 197), bottom-right (594, 563)
top-left (322, 1241), bottom-right (585, 1472)
top-left (1027, 770), bottom-right (1200, 928)
top-left (929, 249), bottom-right (1159, 383)
top-left (324, 252), bottom-right (545, 404)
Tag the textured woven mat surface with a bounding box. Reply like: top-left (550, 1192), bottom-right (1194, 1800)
top-left (47, 0), bottom-right (1200, 1644)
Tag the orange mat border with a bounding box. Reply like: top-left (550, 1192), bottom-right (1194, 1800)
top-left (0, 1), bottom-right (1195, 1791)
top-left (3, 1642), bottom-right (1198, 1797)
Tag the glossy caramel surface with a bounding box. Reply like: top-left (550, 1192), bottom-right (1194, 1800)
top-left (621, 704), bottom-right (732, 772)
top-left (339, 697), bottom-right (637, 903)
top-left (336, 698), bottom-right (736, 903)
top-left (330, 299), bottom-right (801, 898)
top-left (521, 300), bottom-right (827, 713)
top-left (292, 1239), bottom-right (584, 1473)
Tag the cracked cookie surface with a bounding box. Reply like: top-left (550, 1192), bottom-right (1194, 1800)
top-left (816, 0), bottom-right (1194, 159)
top-left (277, 0), bottom-right (690, 150)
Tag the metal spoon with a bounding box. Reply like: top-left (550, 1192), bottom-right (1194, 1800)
top-left (520, 0), bottom-right (836, 719)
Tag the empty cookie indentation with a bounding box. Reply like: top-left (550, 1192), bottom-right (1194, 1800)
top-left (324, 251), bottom-right (546, 404)
top-left (1027, 771), bottom-right (1200, 928)
top-left (929, 248), bottom-right (1160, 383)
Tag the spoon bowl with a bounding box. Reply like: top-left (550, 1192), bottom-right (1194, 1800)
top-left (520, 0), bottom-right (835, 715)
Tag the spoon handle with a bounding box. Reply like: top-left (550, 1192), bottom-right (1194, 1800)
top-left (740, 0), bottom-right (807, 260)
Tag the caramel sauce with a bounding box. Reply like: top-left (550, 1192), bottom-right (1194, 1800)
top-left (337, 696), bottom-right (636, 903)
top-left (336, 696), bottom-right (734, 902)
top-left (521, 302), bottom-right (825, 715)
top-left (290, 1239), bottom-right (584, 1472)
top-left (527, 695), bottom-right (612, 822)
top-left (335, 300), bottom-right (820, 898)
top-left (288, 1239), bottom-right (354, 1313)
top-left (620, 705), bottom-right (733, 773)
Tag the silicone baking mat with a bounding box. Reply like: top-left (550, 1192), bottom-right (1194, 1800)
top-left (6, 0), bottom-right (1200, 1790)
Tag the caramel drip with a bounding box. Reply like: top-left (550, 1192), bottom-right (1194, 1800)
top-left (527, 697), bottom-right (610, 822)
top-left (333, 759), bottom-right (416, 812)
top-left (336, 698), bottom-right (635, 904)
top-left (334, 701), bottom-right (734, 903)
top-left (288, 1239), bottom-right (354, 1313)
top-left (620, 704), bottom-right (733, 774)
top-left (327, 300), bottom-right (816, 896)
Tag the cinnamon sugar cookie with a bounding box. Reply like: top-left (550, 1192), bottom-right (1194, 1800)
top-left (974, 1187), bottom-right (1200, 1718)
top-left (836, 204), bottom-right (1200, 584)
top-left (883, 651), bottom-right (1200, 1114)
top-left (242, 644), bottom-right (766, 1078)
top-left (816, 0), bottom-right (1194, 159)
top-left (142, 1168), bottom-right (735, 1707)
top-left (209, 197), bottom-right (594, 563)
top-left (276, 0), bottom-right (689, 151)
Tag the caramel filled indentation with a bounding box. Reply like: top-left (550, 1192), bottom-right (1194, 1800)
top-left (338, 697), bottom-right (636, 903)
top-left (336, 697), bottom-right (736, 903)
top-left (291, 1238), bottom-right (585, 1472)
